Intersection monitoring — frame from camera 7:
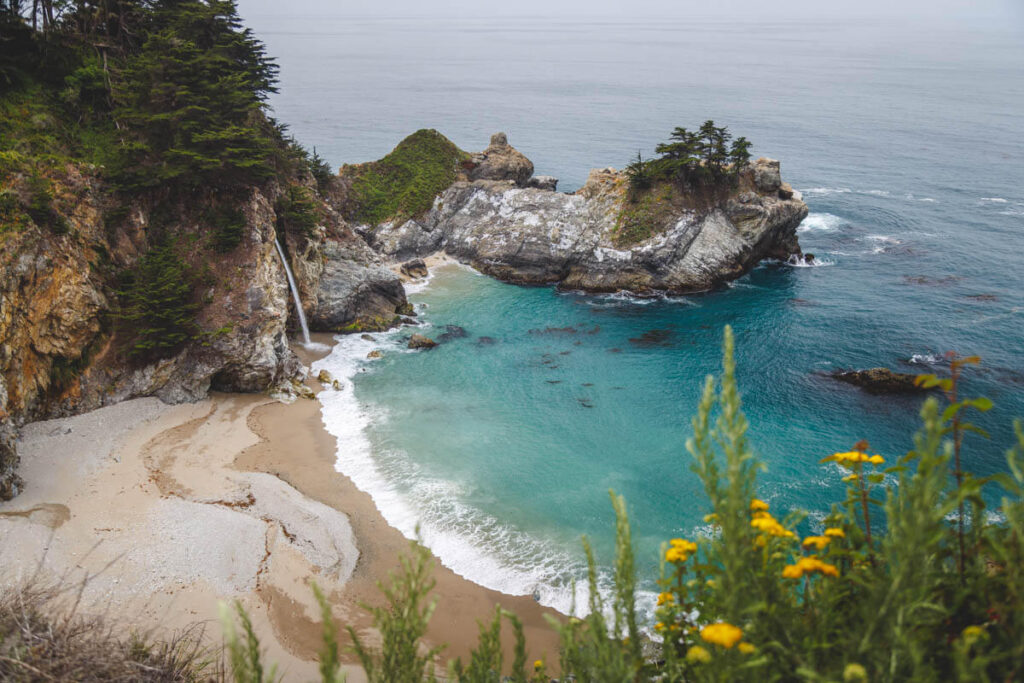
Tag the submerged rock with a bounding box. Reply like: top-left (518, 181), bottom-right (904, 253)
top-left (408, 334), bottom-right (438, 350)
top-left (831, 368), bottom-right (934, 395)
top-left (367, 350), bottom-right (383, 359)
top-left (436, 325), bottom-right (468, 342)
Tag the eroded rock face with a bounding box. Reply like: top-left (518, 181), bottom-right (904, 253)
top-left (0, 422), bottom-right (22, 501)
top-left (367, 164), bottom-right (807, 294)
top-left (467, 132), bottom-right (535, 187)
top-left (305, 239), bottom-right (407, 332)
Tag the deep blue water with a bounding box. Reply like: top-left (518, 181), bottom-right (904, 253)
top-left (248, 12), bottom-right (1024, 615)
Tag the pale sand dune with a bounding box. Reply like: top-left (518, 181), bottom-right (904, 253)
top-left (0, 341), bottom-right (561, 681)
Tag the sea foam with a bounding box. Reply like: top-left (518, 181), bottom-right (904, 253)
top-left (799, 212), bottom-right (846, 232)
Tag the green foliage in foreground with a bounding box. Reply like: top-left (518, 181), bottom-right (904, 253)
top-left (198, 329), bottom-right (1024, 681)
top-left (341, 129), bottom-right (469, 226)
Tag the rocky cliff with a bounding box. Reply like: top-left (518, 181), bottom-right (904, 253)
top-left (0, 164), bottom-right (407, 500)
top-left (355, 134), bottom-right (808, 294)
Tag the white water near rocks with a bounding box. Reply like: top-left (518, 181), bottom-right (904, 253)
top-left (273, 237), bottom-right (311, 345)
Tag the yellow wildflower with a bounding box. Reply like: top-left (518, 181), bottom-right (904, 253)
top-left (665, 546), bottom-right (690, 563)
top-left (685, 645), bottom-right (712, 663)
top-left (671, 538), bottom-right (698, 553)
top-left (802, 535), bottom-right (831, 551)
top-left (843, 663), bottom-right (868, 682)
top-left (751, 510), bottom-right (771, 520)
top-left (961, 625), bottom-right (986, 646)
top-left (737, 642), bottom-right (757, 655)
top-left (782, 555), bottom-right (840, 579)
top-left (533, 659), bottom-right (544, 671)
top-left (750, 515), bottom-right (795, 538)
top-left (869, 454), bottom-right (885, 465)
top-left (750, 498), bottom-right (770, 512)
top-left (700, 622), bottom-right (743, 649)
top-left (824, 527), bottom-right (846, 538)
top-left (656, 592), bottom-right (675, 606)
top-left (654, 622), bottom-right (665, 632)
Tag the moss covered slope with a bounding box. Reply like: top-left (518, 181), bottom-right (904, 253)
top-left (339, 129), bottom-right (468, 226)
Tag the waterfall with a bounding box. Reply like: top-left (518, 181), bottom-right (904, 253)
top-left (273, 237), bottom-right (311, 345)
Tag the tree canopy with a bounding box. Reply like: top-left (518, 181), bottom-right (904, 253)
top-left (626, 121), bottom-right (753, 191)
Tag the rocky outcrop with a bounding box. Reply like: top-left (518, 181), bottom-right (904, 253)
top-left (408, 334), bottom-right (437, 350)
top-left (300, 238), bottom-right (407, 333)
top-left (466, 132), bottom-right (534, 186)
top-left (831, 368), bottom-right (934, 395)
top-left (0, 422), bottom-right (21, 500)
top-left (526, 175), bottom-right (559, 191)
top-left (364, 157), bottom-right (807, 294)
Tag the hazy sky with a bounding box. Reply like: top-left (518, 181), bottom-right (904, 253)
top-left (236, 0), bottom-right (1023, 27)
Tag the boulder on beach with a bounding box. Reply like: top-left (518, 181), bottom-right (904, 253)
top-left (408, 334), bottom-right (438, 350)
top-left (831, 368), bottom-right (933, 395)
top-left (400, 258), bottom-right (429, 279)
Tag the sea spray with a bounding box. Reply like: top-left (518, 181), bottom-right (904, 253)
top-left (274, 237), bottom-right (311, 345)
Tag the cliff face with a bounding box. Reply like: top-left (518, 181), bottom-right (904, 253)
top-left (0, 164), bottom-right (407, 500)
top-left (363, 151), bottom-right (807, 294)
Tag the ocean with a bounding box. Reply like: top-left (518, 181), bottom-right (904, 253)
top-left (240, 10), bottom-right (1024, 618)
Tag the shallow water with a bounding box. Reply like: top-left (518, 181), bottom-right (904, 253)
top-left (251, 12), bottom-right (1024, 617)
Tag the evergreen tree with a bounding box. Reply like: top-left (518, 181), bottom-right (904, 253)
top-left (729, 136), bottom-right (752, 170)
top-left (111, 0), bottom-right (279, 191)
top-left (117, 241), bottom-right (199, 356)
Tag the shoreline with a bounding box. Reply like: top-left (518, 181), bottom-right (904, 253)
top-left (0, 333), bottom-right (561, 681)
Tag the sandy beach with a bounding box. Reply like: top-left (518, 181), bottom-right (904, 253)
top-left (0, 333), bottom-right (561, 681)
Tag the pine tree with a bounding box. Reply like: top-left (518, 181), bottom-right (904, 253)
top-left (111, 0), bottom-right (279, 191)
top-left (729, 136), bottom-right (752, 171)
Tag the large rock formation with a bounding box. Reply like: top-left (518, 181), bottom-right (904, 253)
top-left (0, 165), bottom-right (407, 500)
top-left (362, 151), bottom-right (807, 294)
top-left (466, 132), bottom-right (535, 186)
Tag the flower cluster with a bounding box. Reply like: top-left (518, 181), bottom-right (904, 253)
top-left (665, 538), bottom-right (698, 564)
top-left (700, 622), bottom-right (743, 648)
top-left (782, 555), bottom-right (839, 579)
top-left (749, 499), bottom-right (795, 539)
top-left (822, 451), bottom-right (885, 466)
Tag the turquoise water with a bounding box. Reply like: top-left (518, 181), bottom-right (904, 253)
top-left (253, 12), bottom-right (1024, 615)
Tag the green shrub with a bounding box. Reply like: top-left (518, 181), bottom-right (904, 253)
top-left (209, 205), bottom-right (247, 252)
top-left (276, 184), bottom-right (320, 237)
top-left (116, 242), bottom-right (199, 358)
top-left (342, 129), bottom-right (468, 226)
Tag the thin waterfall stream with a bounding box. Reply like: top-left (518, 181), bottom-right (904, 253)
top-left (273, 237), bottom-right (311, 345)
